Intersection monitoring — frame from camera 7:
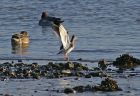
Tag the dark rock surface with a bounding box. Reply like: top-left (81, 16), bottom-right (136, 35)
top-left (113, 54), bottom-right (140, 69)
top-left (0, 61), bottom-right (89, 79)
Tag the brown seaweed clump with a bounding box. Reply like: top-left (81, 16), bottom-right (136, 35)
top-left (64, 78), bottom-right (122, 94)
top-left (113, 54), bottom-right (140, 69)
top-left (93, 78), bottom-right (122, 91)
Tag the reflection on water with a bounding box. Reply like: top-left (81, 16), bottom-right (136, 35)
top-left (11, 43), bottom-right (29, 55)
top-left (41, 26), bottom-right (48, 35)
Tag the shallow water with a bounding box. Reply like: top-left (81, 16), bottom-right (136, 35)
top-left (0, 76), bottom-right (140, 96)
top-left (0, 0), bottom-right (140, 61)
top-left (0, 0), bottom-right (140, 96)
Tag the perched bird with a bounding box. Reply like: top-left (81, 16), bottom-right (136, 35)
top-left (52, 21), bottom-right (77, 61)
top-left (39, 11), bottom-right (64, 26)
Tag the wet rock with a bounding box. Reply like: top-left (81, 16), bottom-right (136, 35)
top-left (2, 62), bottom-right (13, 67)
top-left (14, 63), bottom-right (26, 67)
top-left (0, 76), bottom-right (8, 81)
top-left (98, 59), bottom-right (107, 70)
top-left (61, 69), bottom-right (71, 74)
top-left (77, 58), bottom-right (82, 61)
top-left (84, 85), bottom-right (93, 91)
top-left (93, 78), bottom-right (122, 91)
top-left (85, 74), bottom-right (91, 78)
top-left (89, 72), bottom-right (100, 77)
top-left (113, 54), bottom-right (140, 69)
top-left (73, 86), bottom-right (85, 92)
top-left (65, 62), bottom-right (74, 69)
top-left (74, 77), bottom-right (80, 80)
top-left (4, 94), bottom-right (13, 96)
top-left (31, 63), bottom-right (38, 69)
top-left (64, 88), bottom-right (74, 94)
top-left (75, 72), bottom-right (84, 77)
top-left (116, 68), bottom-right (124, 73)
top-left (0, 61), bottom-right (90, 79)
top-left (3, 70), bottom-right (10, 76)
top-left (9, 71), bottom-right (16, 78)
top-left (40, 71), bottom-right (47, 76)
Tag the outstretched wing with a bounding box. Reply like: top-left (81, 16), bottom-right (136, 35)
top-left (59, 24), bottom-right (70, 50)
top-left (52, 22), bottom-right (70, 50)
top-left (52, 23), bottom-right (60, 38)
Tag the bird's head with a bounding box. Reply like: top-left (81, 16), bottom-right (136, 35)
top-left (20, 31), bottom-right (29, 37)
top-left (41, 11), bottom-right (48, 19)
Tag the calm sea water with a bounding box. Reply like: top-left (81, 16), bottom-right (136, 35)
top-left (0, 0), bottom-right (140, 61)
top-left (0, 0), bottom-right (140, 96)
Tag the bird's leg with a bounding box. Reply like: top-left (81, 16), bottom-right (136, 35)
top-left (67, 56), bottom-right (69, 62)
top-left (64, 54), bottom-right (69, 61)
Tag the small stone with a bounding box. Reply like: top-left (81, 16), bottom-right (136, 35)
top-left (85, 74), bottom-right (91, 78)
top-left (64, 88), bottom-right (74, 94)
top-left (73, 86), bottom-right (84, 92)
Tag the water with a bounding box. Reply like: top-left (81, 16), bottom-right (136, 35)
top-left (0, 77), bottom-right (140, 96)
top-left (0, 1), bottom-right (140, 95)
top-left (0, 0), bottom-right (140, 61)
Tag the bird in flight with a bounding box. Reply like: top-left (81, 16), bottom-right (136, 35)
top-left (52, 20), bottom-right (77, 61)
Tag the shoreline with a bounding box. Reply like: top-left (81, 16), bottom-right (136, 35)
top-left (0, 54), bottom-right (140, 95)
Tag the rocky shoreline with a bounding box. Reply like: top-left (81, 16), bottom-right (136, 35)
top-left (0, 54), bottom-right (140, 94)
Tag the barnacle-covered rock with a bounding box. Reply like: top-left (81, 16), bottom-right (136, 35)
top-left (0, 61), bottom-right (90, 79)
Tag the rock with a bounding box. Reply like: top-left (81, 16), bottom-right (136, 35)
top-left (32, 73), bottom-right (40, 79)
top-left (74, 77), bottom-right (80, 80)
top-left (77, 58), bottom-right (82, 61)
top-left (14, 63), bottom-right (26, 68)
top-left (73, 86), bottom-right (84, 92)
top-left (31, 63), bottom-right (38, 69)
top-left (0, 61), bottom-right (91, 79)
top-left (98, 59), bottom-right (107, 70)
top-left (62, 69), bottom-right (71, 74)
top-left (75, 72), bottom-right (84, 77)
top-left (113, 54), bottom-right (140, 69)
top-left (85, 74), bottom-right (91, 78)
top-left (65, 62), bottom-right (74, 69)
top-left (2, 62), bottom-right (13, 67)
top-left (89, 72), bottom-right (100, 77)
top-left (64, 88), bottom-right (74, 94)
top-left (84, 85), bottom-right (92, 91)
top-left (93, 78), bottom-right (122, 91)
